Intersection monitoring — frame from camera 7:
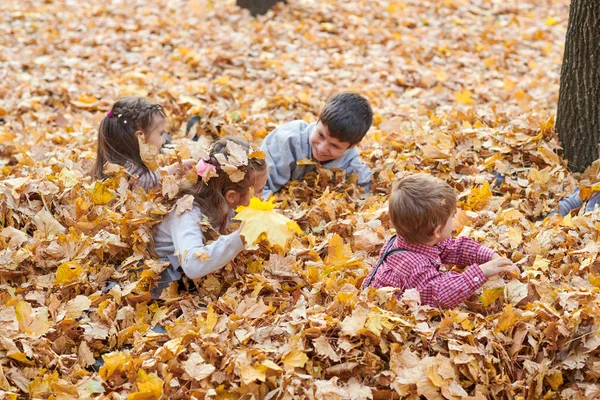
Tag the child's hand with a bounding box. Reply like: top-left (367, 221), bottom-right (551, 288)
top-left (480, 258), bottom-right (518, 278)
top-left (181, 159), bottom-right (196, 167)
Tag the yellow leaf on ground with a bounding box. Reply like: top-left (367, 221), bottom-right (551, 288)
top-left (205, 304), bottom-right (218, 333)
top-left (455, 88), bottom-right (475, 105)
top-left (127, 370), bottom-right (164, 400)
top-left (239, 363), bottom-right (267, 385)
top-left (480, 286), bottom-right (504, 306)
top-left (495, 304), bottom-right (519, 333)
top-left (183, 353), bottom-right (216, 381)
top-left (366, 312), bottom-right (394, 337)
top-left (282, 348), bottom-right (308, 372)
top-left (234, 197), bottom-right (302, 248)
top-left (589, 273), bottom-right (600, 288)
top-left (15, 301), bottom-right (50, 337)
top-left (531, 255), bottom-right (550, 272)
top-left (340, 306), bottom-right (369, 337)
top-left (90, 181), bottom-right (115, 205)
top-left (464, 182), bottom-right (492, 211)
top-left (99, 352), bottom-right (131, 381)
top-left (54, 261), bottom-right (84, 285)
top-left (546, 371), bottom-right (563, 390)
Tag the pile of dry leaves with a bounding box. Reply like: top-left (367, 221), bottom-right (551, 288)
top-left (2, 0), bottom-right (600, 399)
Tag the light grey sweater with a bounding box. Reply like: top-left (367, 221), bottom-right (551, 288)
top-left (260, 120), bottom-right (372, 196)
top-left (153, 205), bottom-right (244, 279)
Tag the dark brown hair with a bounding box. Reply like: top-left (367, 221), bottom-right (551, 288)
top-left (319, 92), bottom-right (373, 145)
top-left (184, 138), bottom-right (267, 233)
top-left (389, 174), bottom-right (457, 244)
top-left (92, 97), bottom-right (166, 182)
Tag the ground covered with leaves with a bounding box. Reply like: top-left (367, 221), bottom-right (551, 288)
top-left (2, 0), bottom-right (600, 399)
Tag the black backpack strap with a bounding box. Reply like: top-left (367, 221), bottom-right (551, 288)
top-left (364, 235), bottom-right (408, 288)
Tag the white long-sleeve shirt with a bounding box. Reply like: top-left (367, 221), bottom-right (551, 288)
top-left (153, 205), bottom-right (244, 279)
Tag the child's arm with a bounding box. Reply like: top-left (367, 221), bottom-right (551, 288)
top-left (260, 131), bottom-right (297, 194)
top-left (407, 259), bottom-right (488, 308)
top-left (161, 159), bottom-right (196, 175)
top-left (437, 236), bottom-right (495, 266)
top-left (557, 189), bottom-right (583, 216)
top-left (345, 154), bottom-right (372, 192)
top-left (170, 211), bottom-right (244, 280)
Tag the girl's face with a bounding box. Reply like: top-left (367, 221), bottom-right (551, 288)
top-left (225, 168), bottom-right (269, 209)
top-left (141, 115), bottom-right (166, 149)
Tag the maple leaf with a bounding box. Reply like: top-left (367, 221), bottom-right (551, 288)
top-left (14, 301), bottom-right (50, 337)
top-left (340, 306), bottom-right (369, 337)
top-left (54, 261), bottom-right (84, 285)
top-left (175, 194), bottom-right (195, 215)
top-left (282, 348), bottom-right (309, 372)
top-left (127, 370), bottom-right (164, 400)
top-left (65, 295), bottom-right (92, 320)
top-left (455, 88), bottom-right (475, 105)
top-left (495, 304), bottom-right (519, 333)
top-left (234, 197), bottom-right (302, 248)
top-left (33, 209), bottom-right (66, 239)
top-left (183, 353), bottom-right (216, 381)
top-left (312, 336), bottom-right (341, 362)
top-left (89, 181), bottom-right (116, 205)
top-left (480, 286), bottom-right (504, 306)
top-left (161, 175), bottom-right (179, 199)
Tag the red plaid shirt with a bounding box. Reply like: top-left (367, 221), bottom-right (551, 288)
top-left (363, 235), bottom-right (495, 309)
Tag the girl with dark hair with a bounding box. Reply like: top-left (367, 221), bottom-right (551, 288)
top-left (92, 96), bottom-right (194, 190)
top-left (152, 138), bottom-right (268, 296)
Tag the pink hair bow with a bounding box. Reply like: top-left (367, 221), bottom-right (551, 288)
top-left (196, 159), bottom-right (217, 179)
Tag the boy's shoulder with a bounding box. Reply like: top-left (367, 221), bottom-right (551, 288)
top-left (265, 120), bottom-right (315, 142)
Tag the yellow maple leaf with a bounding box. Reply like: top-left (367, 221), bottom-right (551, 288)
top-left (495, 304), bottom-right (519, 333)
top-left (239, 363), bottom-right (268, 385)
top-left (90, 181), bottom-right (115, 205)
top-left (455, 88), bottom-right (475, 105)
top-left (546, 371), bottom-right (563, 390)
top-left (99, 352), bottom-right (131, 381)
top-left (14, 301), bottom-right (50, 337)
top-left (480, 286), bottom-right (504, 307)
top-left (464, 182), bottom-right (492, 211)
top-left (282, 348), bottom-right (308, 372)
top-left (205, 304), bottom-right (218, 333)
top-left (54, 261), bottom-right (84, 285)
top-left (365, 312), bottom-right (394, 337)
top-left (8, 352), bottom-right (35, 366)
top-left (530, 256), bottom-right (550, 272)
top-left (340, 306), bottom-right (369, 337)
top-left (234, 197), bottom-right (302, 248)
top-left (589, 273), bottom-right (600, 288)
top-left (127, 370), bottom-right (164, 400)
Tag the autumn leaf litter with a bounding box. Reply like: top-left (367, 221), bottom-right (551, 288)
top-left (1, 0), bottom-right (600, 399)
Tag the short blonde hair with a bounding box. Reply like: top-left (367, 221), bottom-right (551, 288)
top-left (389, 174), bottom-right (457, 244)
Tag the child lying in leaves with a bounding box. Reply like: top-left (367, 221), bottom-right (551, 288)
top-left (362, 174), bottom-right (518, 309)
top-left (552, 147), bottom-right (600, 216)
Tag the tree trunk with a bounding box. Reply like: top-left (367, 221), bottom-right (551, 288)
top-left (556, 0), bottom-right (600, 172)
top-left (237, 0), bottom-right (285, 16)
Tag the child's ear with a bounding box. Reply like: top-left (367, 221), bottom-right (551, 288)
top-left (432, 225), bottom-right (443, 239)
top-left (135, 130), bottom-right (145, 139)
top-left (225, 189), bottom-right (240, 208)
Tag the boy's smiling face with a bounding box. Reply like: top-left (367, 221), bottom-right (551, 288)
top-left (309, 121), bottom-right (353, 163)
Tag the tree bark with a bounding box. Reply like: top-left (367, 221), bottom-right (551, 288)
top-left (236, 0), bottom-right (285, 16)
top-left (556, 0), bottom-right (600, 172)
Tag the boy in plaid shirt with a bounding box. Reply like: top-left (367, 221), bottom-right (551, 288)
top-left (363, 174), bottom-right (517, 309)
